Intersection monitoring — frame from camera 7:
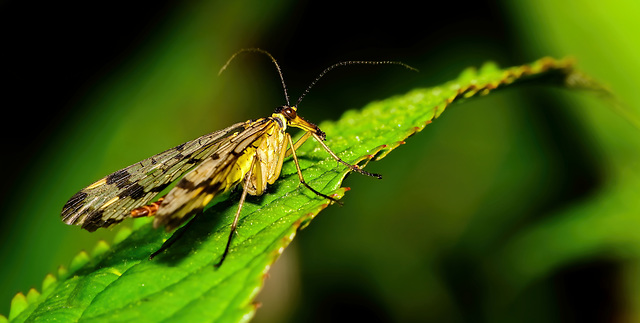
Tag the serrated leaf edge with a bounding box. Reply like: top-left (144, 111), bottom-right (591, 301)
top-left (4, 56), bottom-right (576, 322)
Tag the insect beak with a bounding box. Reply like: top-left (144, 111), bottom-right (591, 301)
top-left (289, 115), bottom-right (326, 140)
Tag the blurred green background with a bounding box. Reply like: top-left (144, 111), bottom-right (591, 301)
top-left (2, 0), bottom-right (639, 322)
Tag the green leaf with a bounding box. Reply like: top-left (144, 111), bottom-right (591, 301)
top-left (9, 57), bottom-right (584, 322)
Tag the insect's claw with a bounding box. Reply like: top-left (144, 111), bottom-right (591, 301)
top-left (352, 165), bottom-right (382, 179)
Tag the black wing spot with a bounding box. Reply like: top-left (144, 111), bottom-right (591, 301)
top-left (176, 179), bottom-right (197, 190)
top-left (174, 152), bottom-right (193, 160)
top-left (100, 217), bottom-right (120, 229)
top-left (63, 191), bottom-right (87, 209)
top-left (81, 210), bottom-right (121, 232)
top-left (106, 169), bottom-right (131, 188)
top-left (149, 182), bottom-right (171, 193)
top-left (62, 191), bottom-right (88, 216)
top-left (119, 183), bottom-right (146, 200)
top-left (81, 209), bottom-right (104, 232)
top-left (204, 182), bottom-right (223, 194)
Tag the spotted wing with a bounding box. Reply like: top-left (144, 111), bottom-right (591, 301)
top-left (61, 122), bottom-right (247, 232)
top-left (153, 117), bottom-right (277, 231)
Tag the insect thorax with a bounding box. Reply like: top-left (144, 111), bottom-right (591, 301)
top-left (270, 112), bottom-right (287, 131)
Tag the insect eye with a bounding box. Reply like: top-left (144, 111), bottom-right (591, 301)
top-left (283, 107), bottom-right (297, 119)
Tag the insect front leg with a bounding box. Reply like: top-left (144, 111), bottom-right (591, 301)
top-left (310, 132), bottom-right (382, 179)
top-left (286, 133), bottom-right (342, 205)
top-left (284, 131), bottom-right (311, 158)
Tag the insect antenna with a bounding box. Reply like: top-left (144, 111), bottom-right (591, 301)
top-left (219, 48), bottom-right (291, 106)
top-left (295, 60), bottom-right (418, 107)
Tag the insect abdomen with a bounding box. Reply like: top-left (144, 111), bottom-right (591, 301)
top-left (131, 197), bottom-right (165, 218)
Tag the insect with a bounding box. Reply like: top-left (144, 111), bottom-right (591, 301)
top-left (61, 48), bottom-right (416, 267)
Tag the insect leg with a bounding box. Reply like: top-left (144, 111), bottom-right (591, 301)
top-left (269, 131), bottom-right (289, 183)
top-left (311, 133), bottom-right (382, 179)
top-left (214, 157), bottom-right (255, 268)
top-left (286, 133), bottom-right (342, 205)
top-left (284, 131), bottom-right (311, 158)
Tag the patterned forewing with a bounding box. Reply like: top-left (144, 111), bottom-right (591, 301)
top-left (153, 117), bottom-right (281, 231)
top-left (61, 122), bottom-right (247, 232)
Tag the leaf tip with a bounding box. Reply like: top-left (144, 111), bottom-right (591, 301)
top-left (26, 288), bottom-right (40, 304)
top-left (70, 250), bottom-right (90, 272)
top-left (91, 240), bottom-right (111, 258)
top-left (57, 265), bottom-right (69, 280)
top-left (6, 285), bottom-right (45, 320)
top-left (42, 273), bottom-right (57, 292)
top-left (9, 292), bottom-right (27, 320)
top-left (113, 226), bottom-right (133, 245)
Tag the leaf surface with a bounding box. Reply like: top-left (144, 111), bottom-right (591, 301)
top-left (8, 57), bottom-right (580, 322)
